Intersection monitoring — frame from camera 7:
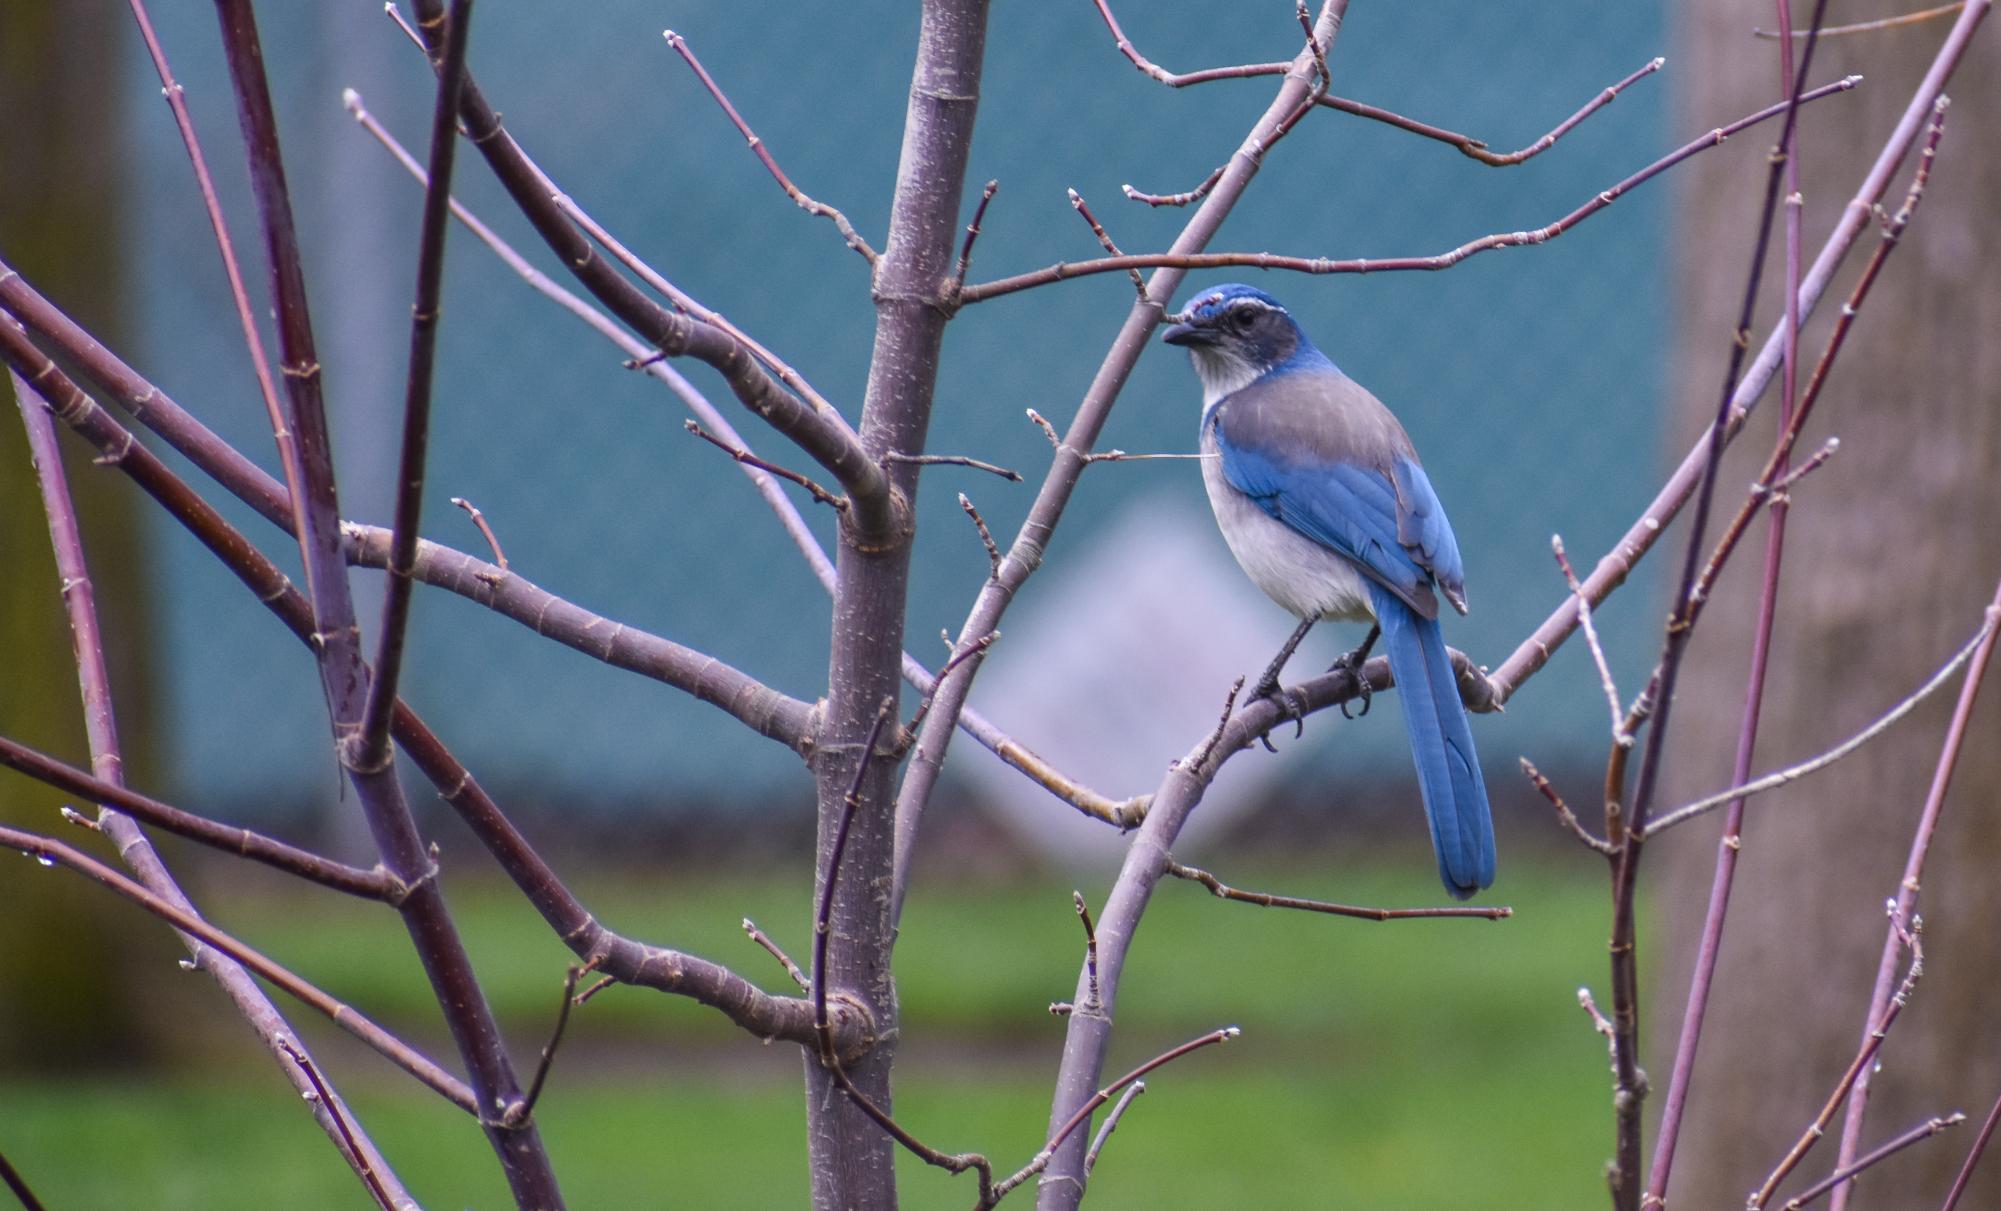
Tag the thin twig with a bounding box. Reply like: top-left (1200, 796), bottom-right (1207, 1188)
top-left (1750, 917), bottom-right (1925, 1208)
top-left (279, 1040), bottom-right (395, 1211)
top-left (1519, 758), bottom-right (1617, 856)
top-left (1318, 57), bottom-right (1666, 167)
top-left (1765, 437), bottom-right (1840, 497)
top-left (1068, 188), bottom-right (1146, 297)
top-left (15, 356), bottom-right (412, 1204)
top-left (504, 965), bottom-right (584, 1128)
top-left (953, 179), bottom-right (999, 294)
top-left (127, 0), bottom-right (299, 522)
top-left (1166, 860), bottom-right (1513, 920)
top-left (1756, 2), bottom-right (1965, 37)
top-left (743, 919), bottom-right (808, 991)
top-left (662, 30), bottom-right (877, 263)
top-left (1609, 10), bottom-right (1834, 1201)
top-left (687, 419), bottom-right (847, 511)
top-left (988, 1027), bottom-right (1239, 1203)
top-left (448, 496), bottom-right (508, 571)
top-left (884, 451), bottom-right (1022, 482)
top-left (1553, 535), bottom-right (1626, 746)
top-left (962, 76), bottom-right (1859, 304)
top-left (905, 633), bottom-right (998, 739)
top-left (1642, 611), bottom-right (1994, 836)
top-left (216, 4), bottom-right (559, 1197)
top-left (1084, 1082), bottom-right (1146, 1175)
top-left (574, 975), bottom-right (616, 1007)
top-left (1025, 408), bottom-right (1061, 448)
top-left (960, 494), bottom-right (1002, 578)
top-left (1941, 1087), bottom-right (2001, 1210)
top-left (1125, 168), bottom-right (1225, 209)
top-left (1783, 1115), bottom-right (1965, 1209)
top-left (1578, 987), bottom-right (1619, 1073)
top-left (1075, 892), bottom-right (1101, 1013)
top-left (813, 699), bottom-right (898, 1059)
top-left (1187, 677), bottom-right (1244, 772)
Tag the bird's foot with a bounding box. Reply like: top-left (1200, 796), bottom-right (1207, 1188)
top-left (1329, 625), bottom-right (1381, 720)
top-left (1244, 678), bottom-right (1306, 752)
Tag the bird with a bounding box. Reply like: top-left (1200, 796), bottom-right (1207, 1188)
top-left (1162, 283), bottom-right (1494, 898)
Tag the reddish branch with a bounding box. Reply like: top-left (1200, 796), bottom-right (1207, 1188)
top-left (1091, 0), bottom-right (1662, 168)
top-left (959, 76), bottom-right (1858, 304)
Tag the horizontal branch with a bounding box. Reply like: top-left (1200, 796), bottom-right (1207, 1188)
top-left (1165, 859), bottom-right (1511, 920)
top-left (339, 525), bottom-right (815, 750)
top-left (1314, 57), bottom-right (1663, 167)
top-left (0, 735), bottom-right (396, 900)
top-left (0, 825), bottom-right (475, 1112)
top-left (961, 75), bottom-right (1858, 303)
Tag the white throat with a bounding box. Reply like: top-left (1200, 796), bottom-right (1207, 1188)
top-left (1190, 348), bottom-right (1260, 414)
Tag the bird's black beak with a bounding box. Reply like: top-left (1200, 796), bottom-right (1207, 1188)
top-left (1161, 320), bottom-right (1212, 347)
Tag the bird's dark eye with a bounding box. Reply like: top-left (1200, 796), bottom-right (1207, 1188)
top-left (1229, 308), bottom-right (1256, 333)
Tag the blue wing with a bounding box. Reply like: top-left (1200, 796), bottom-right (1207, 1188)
top-left (1216, 428), bottom-right (1465, 618)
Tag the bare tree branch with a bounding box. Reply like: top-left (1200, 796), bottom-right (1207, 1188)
top-left (0, 825), bottom-right (476, 1113)
top-left (959, 76), bottom-right (1857, 304)
top-left (662, 30), bottom-right (878, 263)
top-left (0, 733), bottom-right (396, 900)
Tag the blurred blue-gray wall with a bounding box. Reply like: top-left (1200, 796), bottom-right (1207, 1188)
top-left (122, 2), bottom-right (1669, 827)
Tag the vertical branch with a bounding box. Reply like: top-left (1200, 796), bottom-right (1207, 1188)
top-left (12, 372), bottom-right (416, 1208)
top-left (208, 2), bottom-right (562, 1203)
top-left (357, 0), bottom-right (475, 762)
top-left (799, 2), bottom-right (991, 1207)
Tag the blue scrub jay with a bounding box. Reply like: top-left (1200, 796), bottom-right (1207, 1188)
top-left (1163, 284), bottom-right (1495, 898)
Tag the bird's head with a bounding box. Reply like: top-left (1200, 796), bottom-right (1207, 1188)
top-left (1161, 284), bottom-right (1320, 403)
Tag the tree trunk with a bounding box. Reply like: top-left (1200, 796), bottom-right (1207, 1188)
top-left (1654, 7), bottom-right (2001, 1207)
top-left (803, 3), bottom-right (990, 1208)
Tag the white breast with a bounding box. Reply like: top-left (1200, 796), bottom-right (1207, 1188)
top-left (1199, 422), bottom-right (1376, 624)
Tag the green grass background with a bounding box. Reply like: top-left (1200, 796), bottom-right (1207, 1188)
top-left (2, 856), bottom-right (1618, 1208)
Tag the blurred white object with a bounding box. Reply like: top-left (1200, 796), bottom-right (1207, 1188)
top-left (963, 493), bottom-right (1315, 867)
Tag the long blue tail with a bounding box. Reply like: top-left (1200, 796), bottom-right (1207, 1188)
top-left (1368, 584), bottom-right (1495, 899)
